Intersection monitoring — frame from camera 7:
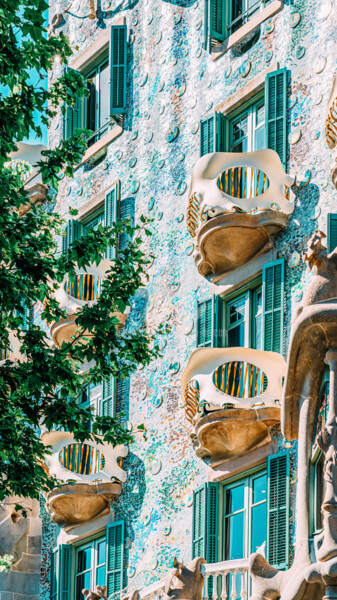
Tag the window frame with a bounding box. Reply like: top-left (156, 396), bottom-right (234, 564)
top-left (222, 278), bottom-right (262, 349)
top-left (82, 53), bottom-right (112, 146)
top-left (73, 535), bottom-right (106, 600)
top-left (82, 208), bottom-right (105, 235)
top-left (226, 0), bottom-right (273, 37)
top-left (220, 465), bottom-right (267, 561)
top-left (228, 92), bottom-right (265, 153)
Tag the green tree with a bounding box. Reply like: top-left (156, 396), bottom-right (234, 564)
top-left (0, 0), bottom-right (162, 506)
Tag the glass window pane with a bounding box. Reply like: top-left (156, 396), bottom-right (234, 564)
top-left (229, 296), bottom-right (246, 325)
top-left (96, 565), bottom-right (106, 587)
top-left (225, 484), bottom-right (245, 514)
top-left (225, 512), bottom-right (245, 559)
top-left (252, 474), bottom-right (267, 504)
top-left (77, 547), bottom-right (91, 572)
top-left (76, 571), bottom-right (91, 600)
top-left (251, 502), bottom-right (267, 553)
top-left (99, 61), bottom-right (110, 133)
top-left (97, 541), bottom-right (106, 566)
top-left (255, 124), bottom-right (265, 151)
top-left (228, 324), bottom-right (245, 347)
top-left (256, 103), bottom-right (265, 126)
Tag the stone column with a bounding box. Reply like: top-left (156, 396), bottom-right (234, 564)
top-left (317, 349), bottom-right (337, 561)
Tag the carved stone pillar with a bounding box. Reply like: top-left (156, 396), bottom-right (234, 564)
top-left (317, 349), bottom-right (337, 562)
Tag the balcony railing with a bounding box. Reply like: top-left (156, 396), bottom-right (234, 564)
top-left (182, 348), bottom-right (285, 462)
top-left (187, 150), bottom-right (294, 280)
top-left (201, 559), bottom-right (249, 600)
top-left (226, 0), bottom-right (272, 36)
top-left (326, 75), bottom-right (337, 150)
top-left (59, 442), bottom-right (105, 475)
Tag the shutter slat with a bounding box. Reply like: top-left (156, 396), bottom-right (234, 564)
top-left (207, 483), bottom-right (219, 563)
top-left (50, 548), bottom-right (58, 600)
top-left (265, 68), bottom-right (287, 169)
top-left (328, 213), bottom-right (337, 253)
top-left (210, 0), bottom-right (226, 41)
top-left (119, 197), bottom-right (135, 251)
top-left (106, 521), bottom-right (125, 596)
top-left (197, 298), bottom-right (213, 347)
top-left (63, 67), bottom-right (83, 140)
top-left (59, 545), bottom-right (71, 600)
top-left (262, 259), bottom-right (285, 354)
top-left (115, 378), bottom-right (130, 424)
top-left (110, 25), bottom-right (127, 115)
top-left (102, 376), bottom-right (115, 417)
top-left (267, 452), bottom-right (290, 570)
top-left (192, 484), bottom-right (207, 559)
top-left (62, 219), bottom-right (82, 254)
top-left (200, 112), bottom-right (228, 157)
top-left (192, 483), bottom-right (219, 562)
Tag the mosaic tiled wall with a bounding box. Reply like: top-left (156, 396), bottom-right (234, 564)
top-left (41, 0), bottom-right (337, 596)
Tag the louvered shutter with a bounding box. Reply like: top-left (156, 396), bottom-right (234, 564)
top-left (119, 197), bottom-right (135, 251)
top-left (106, 521), bottom-right (125, 596)
top-left (267, 452), bottom-right (290, 570)
top-left (105, 185), bottom-right (118, 260)
top-left (210, 0), bottom-right (226, 42)
top-left (86, 81), bottom-right (96, 132)
top-left (192, 483), bottom-right (219, 562)
top-left (63, 68), bottom-right (84, 140)
top-left (50, 547), bottom-right (58, 600)
top-left (110, 25), bottom-right (127, 115)
top-left (328, 214), bottom-right (337, 253)
top-left (200, 112), bottom-right (227, 156)
top-left (265, 68), bottom-right (288, 169)
top-left (115, 378), bottom-right (130, 424)
top-left (262, 259), bottom-right (285, 354)
top-left (56, 545), bottom-right (71, 600)
top-left (197, 296), bottom-right (222, 348)
top-left (102, 376), bottom-right (115, 417)
top-left (62, 219), bottom-right (82, 254)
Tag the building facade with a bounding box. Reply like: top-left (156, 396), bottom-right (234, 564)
top-left (2, 0), bottom-right (337, 599)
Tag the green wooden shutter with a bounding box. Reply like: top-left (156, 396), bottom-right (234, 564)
top-left (328, 213), bottom-right (337, 253)
top-left (200, 112), bottom-right (228, 156)
top-left (115, 378), bottom-right (129, 424)
top-left (102, 376), bottom-right (115, 417)
top-left (119, 197), bottom-right (135, 251)
top-left (105, 185), bottom-right (118, 260)
top-left (50, 547), bottom-right (58, 600)
top-left (265, 68), bottom-right (287, 169)
top-left (210, 0), bottom-right (226, 42)
top-left (62, 219), bottom-right (82, 254)
top-left (197, 296), bottom-right (222, 348)
top-left (262, 259), bottom-right (285, 354)
top-left (106, 521), bottom-right (125, 596)
top-left (63, 68), bottom-right (84, 140)
top-left (192, 483), bottom-right (219, 562)
top-left (267, 452), bottom-right (290, 570)
top-left (58, 545), bottom-right (71, 600)
top-left (110, 25), bottom-right (127, 116)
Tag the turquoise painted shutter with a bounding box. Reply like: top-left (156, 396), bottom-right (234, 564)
top-left (102, 376), bottom-right (115, 417)
top-left (110, 25), bottom-right (127, 116)
top-left (63, 69), bottom-right (84, 140)
top-left (210, 0), bottom-right (226, 42)
top-left (106, 521), bottom-right (125, 596)
top-left (50, 547), bottom-right (58, 600)
top-left (197, 296), bottom-right (221, 348)
top-left (105, 186), bottom-right (118, 260)
top-left (262, 259), bottom-right (285, 354)
top-left (192, 483), bottom-right (219, 562)
top-left (115, 378), bottom-right (130, 424)
top-left (265, 68), bottom-right (287, 168)
top-left (119, 197), bottom-right (135, 251)
top-left (200, 112), bottom-right (227, 156)
top-left (62, 219), bottom-right (82, 254)
top-left (267, 452), bottom-right (290, 570)
top-left (328, 214), bottom-right (337, 253)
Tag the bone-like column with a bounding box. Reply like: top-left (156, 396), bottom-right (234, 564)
top-left (316, 349), bottom-right (337, 562)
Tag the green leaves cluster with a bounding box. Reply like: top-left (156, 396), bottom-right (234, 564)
top-left (0, 0), bottom-right (164, 503)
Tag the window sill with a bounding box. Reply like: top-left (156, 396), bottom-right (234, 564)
top-left (77, 125), bottom-right (123, 168)
top-left (211, 0), bottom-right (283, 62)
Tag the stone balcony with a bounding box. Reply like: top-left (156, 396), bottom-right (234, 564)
top-left (50, 259), bottom-right (128, 348)
top-left (187, 149), bottom-right (294, 282)
top-left (326, 75), bottom-right (337, 188)
top-left (181, 347), bottom-right (286, 465)
top-left (41, 430), bottom-right (128, 528)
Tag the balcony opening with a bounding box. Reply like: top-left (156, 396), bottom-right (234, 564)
top-left (64, 274), bottom-right (102, 301)
top-left (213, 361), bottom-right (268, 398)
top-left (59, 443), bottom-right (105, 476)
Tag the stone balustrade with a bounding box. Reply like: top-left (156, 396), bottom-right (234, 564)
top-left (187, 149), bottom-right (294, 281)
top-left (201, 558), bottom-right (250, 600)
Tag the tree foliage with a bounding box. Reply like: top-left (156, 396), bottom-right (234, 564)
top-left (0, 0), bottom-right (163, 505)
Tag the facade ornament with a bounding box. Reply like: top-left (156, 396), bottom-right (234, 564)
top-left (326, 75), bottom-right (337, 189)
top-left (163, 557), bottom-right (206, 600)
top-left (82, 586), bottom-right (108, 600)
top-left (250, 231), bottom-right (337, 600)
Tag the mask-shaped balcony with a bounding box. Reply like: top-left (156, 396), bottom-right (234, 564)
top-left (50, 259), bottom-right (128, 348)
top-left (41, 430), bottom-right (128, 527)
top-left (181, 347), bottom-right (286, 465)
top-left (326, 75), bottom-right (337, 189)
top-left (9, 143), bottom-right (48, 215)
top-left (187, 149), bottom-right (294, 282)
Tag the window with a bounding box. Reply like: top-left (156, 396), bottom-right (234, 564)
top-left (51, 522), bottom-right (125, 600)
top-left (63, 25), bottom-right (127, 144)
top-left (311, 371), bottom-right (329, 535)
top-left (199, 68), bottom-right (287, 169)
top-left (75, 538), bottom-right (106, 600)
top-left (192, 453), bottom-right (290, 570)
top-left (196, 259), bottom-right (284, 353)
top-left (207, 0), bottom-right (275, 46)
